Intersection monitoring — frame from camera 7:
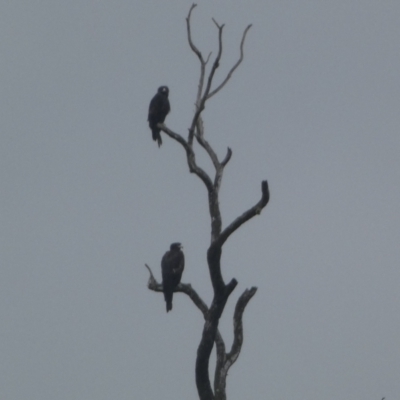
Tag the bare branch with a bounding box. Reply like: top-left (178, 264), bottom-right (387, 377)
top-left (189, 18), bottom-right (225, 142)
top-left (213, 169), bottom-right (223, 197)
top-left (212, 18), bottom-right (220, 29)
top-left (145, 263), bottom-right (209, 314)
top-left (194, 59), bottom-right (206, 113)
top-left (186, 4), bottom-right (203, 63)
top-left (215, 180), bottom-right (270, 247)
top-left (210, 149), bottom-right (230, 196)
top-left (157, 123), bottom-right (189, 150)
top-left (221, 147), bottom-right (232, 167)
top-left (195, 127), bottom-right (220, 170)
top-left (190, 50), bottom-right (211, 145)
top-left (226, 287), bottom-right (257, 362)
top-left (214, 334), bottom-right (227, 400)
top-left (145, 264), bottom-right (227, 364)
top-left (186, 3), bottom-right (206, 145)
top-left (203, 22), bottom-right (224, 100)
top-left (179, 283), bottom-right (209, 315)
top-left (158, 123), bottom-right (214, 192)
top-left (208, 24), bottom-right (252, 99)
top-left (195, 126), bottom-right (231, 187)
top-left (159, 122), bottom-right (225, 243)
top-left (214, 287), bottom-right (257, 400)
top-left (145, 264), bottom-right (157, 287)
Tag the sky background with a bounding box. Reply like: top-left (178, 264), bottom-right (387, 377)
top-left (1, 1), bottom-right (400, 399)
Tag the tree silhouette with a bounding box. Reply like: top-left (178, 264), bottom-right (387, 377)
top-left (145, 4), bottom-right (269, 400)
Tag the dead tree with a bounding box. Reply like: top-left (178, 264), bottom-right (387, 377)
top-left (145, 4), bottom-right (269, 400)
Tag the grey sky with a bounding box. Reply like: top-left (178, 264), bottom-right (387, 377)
top-left (1, 1), bottom-right (399, 399)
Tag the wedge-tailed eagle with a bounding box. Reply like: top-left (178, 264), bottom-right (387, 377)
top-left (161, 242), bottom-right (184, 312)
top-left (148, 86), bottom-right (170, 147)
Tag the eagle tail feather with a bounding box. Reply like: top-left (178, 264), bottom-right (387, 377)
top-left (152, 129), bottom-right (162, 147)
top-left (164, 291), bottom-right (173, 312)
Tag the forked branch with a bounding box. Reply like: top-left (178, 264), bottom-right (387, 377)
top-left (145, 263), bottom-right (225, 350)
top-left (158, 123), bottom-right (214, 192)
top-left (214, 287), bottom-right (258, 400)
top-left (186, 4), bottom-right (252, 144)
top-left (207, 24), bottom-right (252, 99)
top-left (215, 180), bottom-right (270, 248)
top-left (145, 262), bottom-right (258, 400)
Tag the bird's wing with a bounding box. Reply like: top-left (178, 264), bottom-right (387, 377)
top-left (161, 252), bottom-right (172, 278)
top-left (172, 252), bottom-right (184, 274)
top-left (163, 98), bottom-right (171, 115)
top-left (148, 94), bottom-right (161, 118)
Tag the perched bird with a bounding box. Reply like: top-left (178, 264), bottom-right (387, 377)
top-left (148, 86), bottom-right (170, 147)
top-left (161, 242), bottom-right (184, 312)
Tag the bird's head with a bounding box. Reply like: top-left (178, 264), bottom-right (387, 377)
top-left (170, 242), bottom-right (182, 251)
top-left (158, 86), bottom-right (169, 96)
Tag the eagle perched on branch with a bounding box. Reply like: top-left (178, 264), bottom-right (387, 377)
top-left (148, 86), bottom-right (170, 147)
top-left (161, 243), bottom-right (184, 312)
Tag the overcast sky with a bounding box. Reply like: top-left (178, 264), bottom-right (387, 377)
top-left (1, 1), bottom-right (400, 399)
